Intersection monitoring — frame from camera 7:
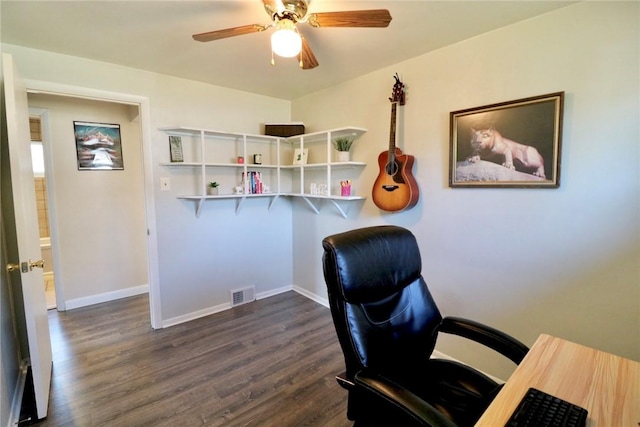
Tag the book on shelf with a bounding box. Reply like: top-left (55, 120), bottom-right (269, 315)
top-left (242, 171), bottom-right (264, 195)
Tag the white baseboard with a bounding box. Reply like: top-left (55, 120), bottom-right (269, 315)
top-left (162, 285), bottom-right (294, 328)
top-left (162, 301), bottom-right (231, 328)
top-left (7, 360), bottom-right (28, 427)
top-left (256, 285), bottom-right (292, 301)
top-left (292, 285), bottom-right (329, 308)
top-left (65, 284), bottom-right (149, 310)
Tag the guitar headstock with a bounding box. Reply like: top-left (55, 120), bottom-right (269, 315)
top-left (389, 73), bottom-right (406, 106)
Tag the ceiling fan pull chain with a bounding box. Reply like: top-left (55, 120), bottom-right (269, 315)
top-left (271, 49), bottom-right (275, 66)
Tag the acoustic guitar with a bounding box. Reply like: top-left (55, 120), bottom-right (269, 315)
top-left (372, 74), bottom-right (419, 212)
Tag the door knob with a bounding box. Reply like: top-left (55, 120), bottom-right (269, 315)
top-left (6, 263), bottom-right (21, 273)
top-left (29, 259), bottom-right (45, 270)
top-left (6, 260), bottom-right (45, 273)
top-left (6, 261), bottom-right (29, 273)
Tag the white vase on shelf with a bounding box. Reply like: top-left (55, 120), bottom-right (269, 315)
top-left (207, 187), bottom-right (219, 196)
top-left (337, 151), bottom-right (350, 162)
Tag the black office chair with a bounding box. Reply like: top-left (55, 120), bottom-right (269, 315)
top-left (322, 226), bottom-right (529, 427)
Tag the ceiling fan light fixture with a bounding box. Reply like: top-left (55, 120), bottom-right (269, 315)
top-left (271, 19), bottom-right (302, 58)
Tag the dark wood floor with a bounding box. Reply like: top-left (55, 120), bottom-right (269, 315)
top-left (37, 291), bottom-right (353, 426)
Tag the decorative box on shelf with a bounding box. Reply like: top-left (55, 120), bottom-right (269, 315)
top-left (264, 122), bottom-right (305, 137)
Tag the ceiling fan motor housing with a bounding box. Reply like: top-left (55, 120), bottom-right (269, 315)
top-left (263, 0), bottom-right (309, 23)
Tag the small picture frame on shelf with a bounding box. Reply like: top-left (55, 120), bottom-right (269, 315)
top-left (293, 148), bottom-right (308, 165)
top-left (169, 136), bottom-right (183, 162)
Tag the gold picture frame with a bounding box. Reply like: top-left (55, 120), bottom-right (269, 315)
top-left (449, 92), bottom-right (564, 188)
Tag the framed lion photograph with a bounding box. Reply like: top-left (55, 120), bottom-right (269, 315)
top-left (449, 92), bottom-right (564, 188)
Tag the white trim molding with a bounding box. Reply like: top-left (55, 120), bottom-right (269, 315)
top-left (292, 285), bottom-right (329, 308)
top-left (65, 285), bottom-right (149, 311)
top-left (162, 285), bottom-right (294, 328)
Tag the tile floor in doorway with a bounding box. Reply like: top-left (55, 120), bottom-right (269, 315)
top-left (44, 273), bottom-right (56, 309)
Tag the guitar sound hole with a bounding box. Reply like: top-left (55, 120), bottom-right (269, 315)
top-left (385, 162), bottom-right (398, 176)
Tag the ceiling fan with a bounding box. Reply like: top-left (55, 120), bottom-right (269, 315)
top-left (192, 0), bottom-right (392, 70)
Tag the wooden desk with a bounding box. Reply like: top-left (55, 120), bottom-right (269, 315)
top-left (476, 334), bottom-right (640, 426)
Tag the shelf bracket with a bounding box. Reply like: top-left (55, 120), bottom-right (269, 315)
top-left (328, 199), bottom-right (351, 218)
top-left (301, 196), bottom-right (320, 215)
top-left (235, 196), bottom-right (246, 215)
top-left (195, 198), bottom-right (205, 218)
top-left (267, 194), bottom-right (280, 211)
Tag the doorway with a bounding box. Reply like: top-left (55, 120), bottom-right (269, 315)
top-left (28, 113), bottom-right (57, 309)
top-left (27, 94), bottom-right (151, 315)
top-left (23, 83), bottom-right (161, 328)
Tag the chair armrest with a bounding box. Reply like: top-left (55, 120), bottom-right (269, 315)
top-left (335, 371), bottom-right (355, 390)
top-left (440, 316), bottom-right (529, 364)
top-left (355, 370), bottom-right (457, 427)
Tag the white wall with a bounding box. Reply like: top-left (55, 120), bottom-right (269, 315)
top-left (27, 94), bottom-right (148, 303)
top-left (2, 45), bottom-right (293, 322)
top-left (292, 2), bottom-right (639, 379)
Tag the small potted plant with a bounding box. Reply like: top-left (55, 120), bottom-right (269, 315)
top-left (332, 137), bottom-right (354, 162)
top-left (207, 181), bottom-right (220, 196)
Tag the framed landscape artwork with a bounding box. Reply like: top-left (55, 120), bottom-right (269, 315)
top-left (74, 121), bottom-right (124, 170)
top-left (449, 92), bottom-right (564, 188)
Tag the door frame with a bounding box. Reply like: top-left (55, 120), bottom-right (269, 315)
top-left (25, 79), bottom-right (162, 328)
top-left (28, 107), bottom-right (66, 310)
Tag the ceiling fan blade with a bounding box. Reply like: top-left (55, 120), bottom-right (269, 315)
top-left (298, 37), bottom-right (319, 70)
top-left (193, 24), bottom-right (269, 42)
top-left (306, 9), bottom-right (392, 28)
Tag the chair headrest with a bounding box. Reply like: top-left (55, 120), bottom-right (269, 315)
top-left (322, 226), bottom-right (422, 304)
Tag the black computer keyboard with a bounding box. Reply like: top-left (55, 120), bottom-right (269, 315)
top-left (505, 387), bottom-right (588, 427)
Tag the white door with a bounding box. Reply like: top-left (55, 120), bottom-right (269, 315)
top-left (3, 52), bottom-right (52, 419)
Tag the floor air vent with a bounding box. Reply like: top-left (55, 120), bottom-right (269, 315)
top-left (230, 286), bottom-right (255, 307)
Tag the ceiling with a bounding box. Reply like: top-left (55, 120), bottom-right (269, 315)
top-left (1, 1), bottom-right (575, 100)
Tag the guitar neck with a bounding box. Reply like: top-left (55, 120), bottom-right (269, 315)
top-left (388, 102), bottom-right (397, 155)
